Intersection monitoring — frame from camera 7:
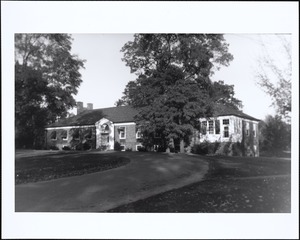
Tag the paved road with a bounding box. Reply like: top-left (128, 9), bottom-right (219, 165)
top-left (15, 152), bottom-right (209, 212)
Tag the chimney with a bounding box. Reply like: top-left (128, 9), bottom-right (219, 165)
top-left (87, 103), bottom-right (93, 110)
top-left (77, 101), bottom-right (84, 115)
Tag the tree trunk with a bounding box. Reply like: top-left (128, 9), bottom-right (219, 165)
top-left (165, 138), bottom-right (174, 153)
top-left (180, 139), bottom-right (185, 153)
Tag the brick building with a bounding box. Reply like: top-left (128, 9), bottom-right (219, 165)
top-left (197, 104), bottom-right (260, 156)
top-left (45, 103), bottom-right (260, 156)
top-left (45, 104), bottom-right (142, 151)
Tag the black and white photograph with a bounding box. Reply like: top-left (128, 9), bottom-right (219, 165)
top-left (2, 1), bottom-right (299, 239)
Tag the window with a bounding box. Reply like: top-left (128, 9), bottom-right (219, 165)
top-left (246, 122), bottom-right (249, 136)
top-left (223, 126), bottom-right (229, 138)
top-left (101, 124), bottom-right (109, 133)
top-left (208, 120), bottom-right (214, 134)
top-left (85, 128), bottom-right (92, 140)
top-left (50, 131), bottom-right (57, 140)
top-left (120, 145), bottom-right (125, 151)
top-left (118, 127), bottom-right (126, 139)
top-left (253, 130), bottom-right (256, 137)
top-left (61, 130), bottom-right (68, 140)
top-left (215, 120), bottom-right (220, 134)
top-left (136, 129), bottom-right (142, 139)
top-left (73, 129), bottom-right (80, 140)
top-left (201, 121), bottom-right (207, 134)
top-left (136, 145), bottom-right (143, 151)
top-left (223, 119), bottom-right (229, 125)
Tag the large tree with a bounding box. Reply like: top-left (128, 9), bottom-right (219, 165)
top-left (15, 34), bottom-right (85, 148)
top-left (259, 115), bottom-right (291, 155)
top-left (256, 35), bottom-right (291, 122)
top-left (117, 34), bottom-right (240, 152)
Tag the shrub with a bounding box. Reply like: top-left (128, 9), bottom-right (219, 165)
top-left (232, 142), bottom-right (243, 156)
top-left (137, 146), bottom-right (147, 152)
top-left (75, 143), bottom-right (84, 150)
top-left (191, 141), bottom-right (221, 155)
top-left (99, 145), bottom-right (107, 151)
top-left (169, 147), bottom-right (176, 153)
top-left (83, 141), bottom-right (92, 150)
top-left (49, 145), bottom-right (59, 150)
top-left (223, 142), bottom-right (231, 155)
top-left (191, 142), bottom-right (209, 155)
top-left (62, 146), bottom-right (71, 150)
top-left (213, 141), bottom-right (221, 153)
top-left (125, 147), bottom-right (132, 152)
top-left (114, 141), bottom-right (123, 151)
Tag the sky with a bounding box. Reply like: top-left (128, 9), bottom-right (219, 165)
top-left (70, 33), bottom-right (290, 120)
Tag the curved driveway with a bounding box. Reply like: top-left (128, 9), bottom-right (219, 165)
top-left (15, 152), bottom-right (209, 212)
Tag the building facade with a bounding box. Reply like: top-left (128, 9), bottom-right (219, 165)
top-left (45, 103), bottom-right (260, 156)
top-left (45, 105), bottom-right (143, 151)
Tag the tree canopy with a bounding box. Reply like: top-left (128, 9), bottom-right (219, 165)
top-left (117, 34), bottom-right (240, 152)
top-left (256, 35), bottom-right (291, 122)
top-left (15, 34), bottom-right (85, 148)
top-left (259, 115), bottom-right (291, 155)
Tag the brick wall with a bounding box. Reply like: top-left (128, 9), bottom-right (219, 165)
top-left (242, 120), bottom-right (259, 156)
top-left (45, 126), bottom-right (96, 150)
top-left (114, 124), bottom-right (139, 151)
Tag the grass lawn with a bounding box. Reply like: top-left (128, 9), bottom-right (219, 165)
top-left (107, 155), bottom-right (291, 213)
top-left (15, 150), bottom-right (130, 184)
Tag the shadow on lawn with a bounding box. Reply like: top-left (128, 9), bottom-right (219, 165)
top-left (15, 152), bottom-right (130, 185)
top-left (107, 156), bottom-right (291, 213)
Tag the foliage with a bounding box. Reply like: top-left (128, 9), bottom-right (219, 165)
top-left (97, 145), bottom-right (107, 151)
top-left (191, 141), bottom-right (217, 155)
top-left (259, 115), bottom-right (291, 155)
top-left (232, 142), bottom-right (243, 156)
top-left (137, 146), bottom-right (147, 152)
top-left (116, 34), bottom-right (240, 152)
top-left (191, 141), bottom-right (243, 156)
top-left (256, 36), bottom-right (291, 122)
top-left (62, 146), bottom-right (71, 151)
top-left (222, 142), bottom-right (231, 156)
top-left (82, 141), bottom-right (92, 151)
top-left (114, 141), bottom-right (123, 151)
top-left (67, 128), bottom-right (94, 151)
top-left (125, 147), bottom-right (132, 152)
top-left (15, 34), bottom-right (85, 148)
top-left (49, 145), bottom-right (59, 150)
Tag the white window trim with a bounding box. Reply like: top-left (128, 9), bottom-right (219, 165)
top-left (223, 119), bottom-right (230, 125)
top-left (119, 127), bottom-right (126, 139)
top-left (114, 122), bottom-right (135, 126)
top-left (136, 144), bottom-right (143, 151)
top-left (46, 125), bottom-right (94, 130)
top-left (136, 129), bottom-right (142, 139)
top-left (62, 130), bottom-right (68, 141)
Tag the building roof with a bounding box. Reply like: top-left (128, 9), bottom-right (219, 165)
top-left (212, 104), bottom-right (260, 121)
top-left (47, 106), bottom-right (138, 128)
top-left (47, 104), bottom-right (259, 128)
